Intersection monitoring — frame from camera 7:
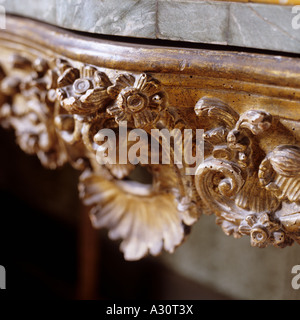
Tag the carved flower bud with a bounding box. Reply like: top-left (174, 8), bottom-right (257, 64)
top-left (61, 87), bottom-right (110, 115)
top-left (250, 226), bottom-right (269, 248)
top-left (273, 231), bottom-right (285, 246)
top-left (152, 94), bottom-right (164, 105)
top-left (238, 152), bottom-right (247, 162)
top-left (245, 214), bottom-right (257, 227)
top-left (73, 78), bottom-right (92, 94)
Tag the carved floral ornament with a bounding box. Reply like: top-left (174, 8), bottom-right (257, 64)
top-left (0, 54), bottom-right (299, 260)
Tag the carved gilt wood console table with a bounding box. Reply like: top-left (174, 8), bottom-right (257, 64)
top-left (0, 1), bottom-right (300, 262)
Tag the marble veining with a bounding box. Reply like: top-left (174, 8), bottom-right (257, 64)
top-left (3, 0), bottom-right (300, 54)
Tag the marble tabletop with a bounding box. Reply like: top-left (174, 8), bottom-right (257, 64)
top-left (3, 0), bottom-right (300, 54)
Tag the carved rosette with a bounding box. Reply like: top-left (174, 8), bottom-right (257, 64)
top-left (106, 73), bottom-right (167, 128)
top-left (1, 53), bottom-right (300, 260)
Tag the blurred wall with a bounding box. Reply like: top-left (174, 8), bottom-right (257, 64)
top-left (162, 214), bottom-right (300, 300)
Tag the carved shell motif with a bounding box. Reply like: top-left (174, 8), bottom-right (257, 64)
top-left (79, 166), bottom-right (196, 260)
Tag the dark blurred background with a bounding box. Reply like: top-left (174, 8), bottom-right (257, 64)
top-left (0, 126), bottom-right (229, 300)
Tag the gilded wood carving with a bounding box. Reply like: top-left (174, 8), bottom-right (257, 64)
top-left (0, 16), bottom-right (299, 260)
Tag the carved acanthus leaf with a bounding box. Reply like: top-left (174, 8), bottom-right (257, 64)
top-left (259, 145), bottom-right (300, 202)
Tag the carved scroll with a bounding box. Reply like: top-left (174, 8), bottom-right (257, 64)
top-left (194, 97), bottom-right (300, 248)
